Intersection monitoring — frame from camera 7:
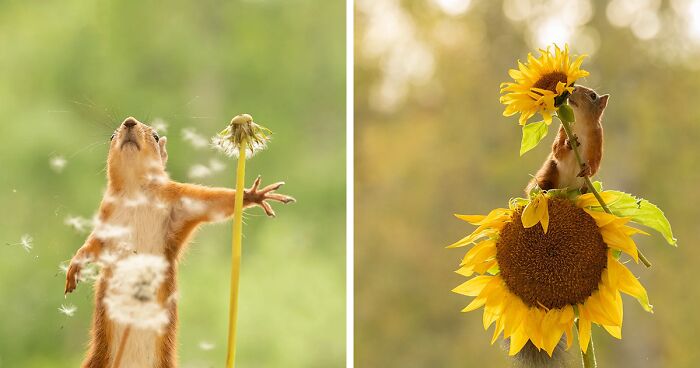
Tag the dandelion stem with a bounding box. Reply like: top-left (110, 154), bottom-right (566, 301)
top-left (556, 114), bottom-right (652, 267)
top-left (226, 139), bottom-right (247, 368)
top-left (112, 326), bottom-right (131, 368)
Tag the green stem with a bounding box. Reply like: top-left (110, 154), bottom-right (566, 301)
top-left (574, 318), bottom-right (596, 368)
top-left (556, 114), bottom-right (651, 268)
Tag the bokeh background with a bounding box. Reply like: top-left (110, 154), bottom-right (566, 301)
top-left (0, 1), bottom-right (345, 367)
top-left (356, 0), bottom-right (698, 367)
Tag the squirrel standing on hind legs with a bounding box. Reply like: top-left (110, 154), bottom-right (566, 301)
top-left (526, 85), bottom-right (609, 194)
top-left (517, 86), bottom-right (609, 367)
top-left (64, 117), bottom-right (294, 368)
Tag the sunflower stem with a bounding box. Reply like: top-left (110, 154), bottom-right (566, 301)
top-left (555, 113), bottom-right (651, 267)
top-left (581, 335), bottom-right (597, 368)
top-left (226, 139), bottom-right (247, 368)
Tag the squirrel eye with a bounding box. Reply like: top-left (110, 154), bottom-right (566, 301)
top-left (110, 133), bottom-right (115, 141)
top-left (152, 132), bottom-right (160, 142)
top-left (589, 92), bottom-right (597, 100)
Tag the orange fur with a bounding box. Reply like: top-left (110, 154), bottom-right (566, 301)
top-left (526, 86), bottom-right (608, 194)
top-left (65, 117), bottom-right (294, 368)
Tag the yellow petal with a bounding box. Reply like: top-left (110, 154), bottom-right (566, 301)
top-left (452, 275), bottom-right (493, 296)
top-left (610, 260), bottom-right (653, 312)
top-left (508, 325), bottom-right (530, 356)
top-left (455, 208), bottom-right (510, 226)
top-left (522, 194), bottom-right (548, 232)
top-left (600, 226), bottom-right (639, 263)
top-left (578, 317), bottom-right (592, 353)
top-left (462, 296), bottom-right (487, 312)
top-left (460, 239), bottom-right (497, 266)
top-left (576, 191), bottom-right (620, 208)
top-left (603, 324), bottom-right (622, 339)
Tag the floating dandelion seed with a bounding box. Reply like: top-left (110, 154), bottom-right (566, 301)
top-left (49, 155), bottom-right (67, 173)
top-left (64, 215), bottom-right (91, 233)
top-left (182, 128), bottom-right (209, 149)
top-left (10, 234), bottom-right (34, 252)
top-left (58, 262), bottom-right (70, 275)
top-left (58, 303), bottom-right (77, 317)
top-left (209, 158), bottom-right (226, 172)
top-left (199, 341), bottom-right (215, 351)
top-left (104, 254), bottom-right (170, 334)
top-left (94, 223), bottom-right (131, 241)
top-left (188, 164), bottom-right (212, 179)
top-left (151, 118), bottom-right (168, 133)
top-left (212, 114), bottom-right (271, 158)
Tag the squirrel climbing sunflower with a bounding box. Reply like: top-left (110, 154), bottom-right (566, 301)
top-left (450, 44), bottom-right (676, 368)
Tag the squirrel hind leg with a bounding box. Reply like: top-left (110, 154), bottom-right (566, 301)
top-left (527, 160), bottom-right (559, 195)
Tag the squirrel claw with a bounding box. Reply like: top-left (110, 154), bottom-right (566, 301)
top-left (64, 263), bottom-right (80, 294)
top-left (577, 163), bottom-right (592, 177)
top-left (246, 177), bottom-right (295, 217)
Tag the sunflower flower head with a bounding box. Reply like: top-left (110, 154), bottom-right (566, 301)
top-left (212, 113), bottom-right (272, 158)
top-left (500, 44), bottom-right (589, 126)
top-left (449, 189), bottom-right (656, 356)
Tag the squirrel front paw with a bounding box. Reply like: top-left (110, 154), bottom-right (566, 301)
top-left (245, 176), bottom-right (296, 217)
top-left (64, 262), bottom-right (81, 294)
top-left (577, 162), bottom-right (592, 177)
top-left (565, 135), bottom-right (581, 150)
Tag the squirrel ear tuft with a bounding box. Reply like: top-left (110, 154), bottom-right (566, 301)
top-left (598, 94), bottom-right (609, 109)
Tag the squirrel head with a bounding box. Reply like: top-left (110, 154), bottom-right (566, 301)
top-left (107, 117), bottom-right (168, 190)
top-left (568, 85), bottom-right (609, 123)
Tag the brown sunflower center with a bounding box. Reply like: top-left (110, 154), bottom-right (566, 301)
top-left (496, 197), bottom-right (607, 309)
top-left (532, 72), bottom-right (568, 94)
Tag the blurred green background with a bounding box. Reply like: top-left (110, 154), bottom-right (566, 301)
top-left (356, 0), bottom-right (698, 367)
top-left (0, 1), bottom-right (345, 367)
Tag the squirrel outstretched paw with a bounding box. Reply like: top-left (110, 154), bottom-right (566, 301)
top-left (245, 176), bottom-right (296, 217)
top-left (64, 262), bottom-right (81, 294)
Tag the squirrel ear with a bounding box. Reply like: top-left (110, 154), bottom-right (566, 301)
top-left (598, 94), bottom-right (610, 109)
top-left (159, 136), bottom-right (168, 165)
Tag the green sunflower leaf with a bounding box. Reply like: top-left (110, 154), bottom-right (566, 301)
top-left (604, 191), bottom-right (677, 246)
top-left (520, 121), bottom-right (549, 156)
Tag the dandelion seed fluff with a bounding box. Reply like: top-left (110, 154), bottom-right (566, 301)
top-left (59, 303), bottom-right (77, 317)
top-left (182, 128), bottom-right (209, 149)
top-left (104, 254), bottom-right (170, 334)
top-left (188, 164), bottom-right (212, 179)
top-left (20, 234), bottom-right (33, 252)
top-left (49, 155), bottom-right (67, 173)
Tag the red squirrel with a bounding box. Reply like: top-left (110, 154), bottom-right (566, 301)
top-left (64, 117), bottom-right (294, 368)
top-left (526, 85), bottom-right (609, 194)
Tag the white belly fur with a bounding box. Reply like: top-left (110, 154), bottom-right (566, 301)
top-left (104, 193), bottom-right (171, 366)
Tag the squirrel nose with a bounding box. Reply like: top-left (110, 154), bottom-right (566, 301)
top-left (123, 118), bottom-right (137, 128)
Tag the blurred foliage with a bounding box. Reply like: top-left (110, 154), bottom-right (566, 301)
top-left (0, 1), bottom-right (345, 367)
top-left (356, 0), bottom-right (699, 367)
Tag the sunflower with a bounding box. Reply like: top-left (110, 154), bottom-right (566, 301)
top-left (500, 44), bottom-right (589, 126)
top-left (449, 191), bottom-right (652, 356)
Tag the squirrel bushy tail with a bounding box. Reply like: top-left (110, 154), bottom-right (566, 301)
top-left (505, 337), bottom-right (574, 368)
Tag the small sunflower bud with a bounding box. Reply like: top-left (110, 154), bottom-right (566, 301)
top-left (557, 104), bottom-right (575, 123)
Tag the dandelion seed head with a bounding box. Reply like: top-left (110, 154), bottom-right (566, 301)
top-left (58, 303), bottom-right (77, 317)
top-left (211, 114), bottom-right (271, 159)
top-left (104, 254), bottom-right (170, 333)
top-left (49, 155), bottom-right (67, 173)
